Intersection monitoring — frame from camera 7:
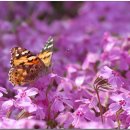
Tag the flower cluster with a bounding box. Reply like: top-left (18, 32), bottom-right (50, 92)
top-left (0, 1), bottom-right (130, 129)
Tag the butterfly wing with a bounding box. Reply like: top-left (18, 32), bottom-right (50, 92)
top-left (9, 47), bottom-right (45, 86)
top-left (10, 47), bottom-right (36, 67)
top-left (38, 37), bottom-right (54, 67)
top-left (9, 37), bottom-right (54, 86)
top-left (9, 62), bottom-right (45, 86)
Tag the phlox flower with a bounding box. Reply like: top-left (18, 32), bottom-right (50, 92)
top-left (72, 104), bottom-right (95, 128)
top-left (50, 91), bottom-right (73, 113)
top-left (98, 66), bottom-right (124, 90)
top-left (56, 112), bottom-right (73, 128)
top-left (73, 119), bottom-right (115, 129)
top-left (15, 87), bottom-right (38, 99)
top-left (0, 87), bottom-right (7, 97)
top-left (15, 118), bottom-right (47, 129)
top-left (1, 1), bottom-right (130, 129)
top-left (0, 117), bottom-right (47, 129)
top-left (109, 93), bottom-right (130, 114)
top-left (0, 117), bottom-right (16, 129)
top-left (82, 52), bottom-right (100, 70)
top-left (1, 99), bottom-right (15, 119)
top-left (2, 99), bottom-right (14, 111)
top-left (14, 87), bottom-right (38, 112)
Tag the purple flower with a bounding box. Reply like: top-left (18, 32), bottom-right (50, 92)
top-left (50, 91), bottom-right (73, 113)
top-left (0, 87), bottom-right (7, 97)
top-left (109, 93), bottom-right (130, 114)
top-left (82, 52), bottom-right (100, 70)
top-left (15, 119), bottom-right (47, 129)
top-left (73, 119), bottom-right (115, 129)
top-left (72, 104), bottom-right (95, 128)
top-left (56, 112), bottom-right (73, 128)
top-left (98, 66), bottom-right (124, 90)
top-left (0, 117), bottom-right (47, 129)
top-left (0, 1), bottom-right (130, 129)
top-left (75, 76), bottom-right (85, 87)
top-left (14, 87), bottom-right (38, 112)
top-left (15, 87), bottom-right (38, 99)
top-left (2, 99), bottom-right (14, 111)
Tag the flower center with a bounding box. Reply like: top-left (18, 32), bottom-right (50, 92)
top-left (55, 95), bottom-right (63, 101)
top-left (119, 100), bottom-right (126, 106)
top-left (112, 71), bottom-right (119, 76)
top-left (21, 91), bottom-right (26, 98)
top-left (76, 108), bottom-right (84, 116)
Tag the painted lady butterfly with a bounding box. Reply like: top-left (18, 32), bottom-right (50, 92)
top-left (9, 37), bottom-right (54, 86)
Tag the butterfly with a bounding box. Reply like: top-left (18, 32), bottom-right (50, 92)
top-left (8, 37), bottom-right (54, 86)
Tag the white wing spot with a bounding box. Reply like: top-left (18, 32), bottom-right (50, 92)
top-left (18, 47), bottom-right (22, 50)
top-left (47, 44), bottom-right (53, 49)
top-left (22, 50), bottom-right (29, 55)
top-left (28, 56), bottom-right (36, 61)
top-left (16, 53), bottom-right (20, 57)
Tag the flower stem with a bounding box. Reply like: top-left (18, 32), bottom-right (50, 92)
top-left (116, 108), bottom-right (124, 129)
top-left (95, 89), bottom-right (104, 123)
top-left (46, 85), bottom-right (51, 120)
top-left (45, 78), bottom-right (54, 121)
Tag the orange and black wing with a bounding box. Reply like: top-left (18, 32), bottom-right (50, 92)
top-left (10, 47), bottom-right (36, 67)
top-left (38, 37), bottom-right (54, 67)
top-left (9, 47), bottom-right (45, 86)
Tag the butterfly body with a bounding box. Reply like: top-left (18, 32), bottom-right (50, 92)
top-left (9, 37), bottom-right (53, 86)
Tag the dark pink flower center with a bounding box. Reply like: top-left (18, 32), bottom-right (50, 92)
top-left (20, 91), bottom-right (26, 98)
top-left (119, 100), bottom-right (126, 106)
top-left (55, 95), bottom-right (63, 101)
top-left (112, 71), bottom-right (119, 76)
top-left (76, 109), bottom-right (84, 117)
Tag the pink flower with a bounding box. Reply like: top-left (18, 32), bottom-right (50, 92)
top-left (0, 117), bottom-right (47, 129)
top-left (51, 91), bottom-right (73, 113)
top-left (0, 87), bottom-right (7, 97)
top-left (2, 99), bottom-right (14, 111)
top-left (14, 87), bottom-right (38, 112)
top-left (72, 104), bottom-right (95, 128)
top-left (0, 1), bottom-right (130, 129)
top-left (98, 66), bottom-right (124, 90)
top-left (75, 76), bottom-right (85, 87)
top-left (56, 112), bottom-right (73, 128)
top-left (73, 119), bottom-right (115, 129)
top-left (109, 93), bottom-right (130, 114)
top-left (15, 87), bottom-right (38, 99)
top-left (82, 52), bottom-right (99, 70)
top-left (15, 119), bottom-right (47, 129)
